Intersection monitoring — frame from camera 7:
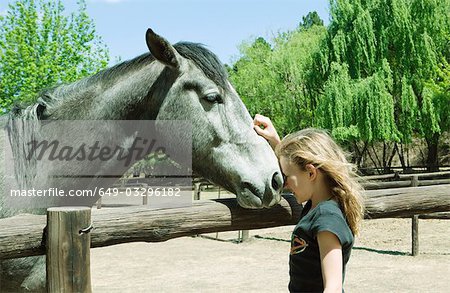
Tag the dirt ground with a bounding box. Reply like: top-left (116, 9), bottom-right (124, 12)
top-left (90, 191), bottom-right (450, 292)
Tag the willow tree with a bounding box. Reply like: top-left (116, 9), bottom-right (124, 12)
top-left (425, 56), bottom-right (450, 166)
top-left (0, 0), bottom-right (109, 112)
top-left (316, 60), bottom-right (400, 168)
top-left (314, 0), bottom-right (450, 171)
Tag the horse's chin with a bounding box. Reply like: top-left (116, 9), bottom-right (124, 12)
top-left (236, 188), bottom-right (282, 209)
top-left (236, 190), bottom-right (266, 209)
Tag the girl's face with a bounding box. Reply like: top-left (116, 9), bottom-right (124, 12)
top-left (279, 156), bottom-right (313, 204)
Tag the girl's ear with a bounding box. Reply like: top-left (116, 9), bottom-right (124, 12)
top-left (305, 164), bottom-right (317, 180)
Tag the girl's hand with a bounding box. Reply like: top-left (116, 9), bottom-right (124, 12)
top-left (253, 114), bottom-right (281, 149)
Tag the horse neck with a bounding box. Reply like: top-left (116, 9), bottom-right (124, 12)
top-left (0, 58), bottom-right (180, 217)
top-left (48, 56), bottom-right (173, 120)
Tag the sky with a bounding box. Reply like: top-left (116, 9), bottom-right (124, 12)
top-left (0, 0), bottom-right (330, 65)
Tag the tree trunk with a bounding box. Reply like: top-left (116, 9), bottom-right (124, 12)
top-left (426, 133), bottom-right (440, 172)
top-left (353, 141), bottom-right (368, 168)
top-left (387, 143), bottom-right (398, 171)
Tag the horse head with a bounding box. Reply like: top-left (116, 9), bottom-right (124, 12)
top-left (145, 29), bottom-right (283, 208)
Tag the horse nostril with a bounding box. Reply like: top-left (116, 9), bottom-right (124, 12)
top-left (241, 181), bottom-right (262, 198)
top-left (271, 171), bottom-right (283, 191)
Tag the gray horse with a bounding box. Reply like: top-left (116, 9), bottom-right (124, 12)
top-left (0, 29), bottom-right (283, 291)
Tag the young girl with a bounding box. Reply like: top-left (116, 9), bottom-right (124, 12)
top-left (253, 114), bottom-right (364, 293)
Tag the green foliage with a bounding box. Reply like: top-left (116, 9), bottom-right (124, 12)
top-left (229, 24), bottom-right (326, 136)
top-left (317, 0), bottom-right (450, 145)
top-left (230, 37), bottom-right (280, 124)
top-left (426, 54), bottom-right (450, 135)
top-left (299, 11), bottom-right (324, 29)
top-left (317, 60), bottom-right (400, 143)
top-left (307, 0), bottom-right (450, 170)
top-left (420, 86), bottom-right (441, 135)
top-left (316, 62), bottom-right (355, 140)
top-left (399, 76), bottom-right (421, 142)
top-left (353, 60), bottom-right (399, 143)
top-left (0, 0), bottom-right (109, 112)
top-left (230, 2), bottom-right (449, 170)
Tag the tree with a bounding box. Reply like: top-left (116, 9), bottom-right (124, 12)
top-left (313, 0), bottom-right (450, 171)
top-left (270, 25), bottom-right (327, 134)
top-left (229, 37), bottom-right (286, 132)
top-left (0, 0), bottom-right (109, 112)
top-left (425, 55), bottom-right (450, 166)
top-left (229, 14), bottom-right (326, 137)
top-left (299, 11), bottom-right (324, 29)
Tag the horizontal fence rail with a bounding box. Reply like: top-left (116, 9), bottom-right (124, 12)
top-left (361, 170), bottom-right (450, 181)
top-left (1, 184), bottom-right (450, 260)
top-left (362, 178), bottom-right (450, 189)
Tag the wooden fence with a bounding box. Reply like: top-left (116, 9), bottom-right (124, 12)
top-left (1, 184), bottom-right (449, 291)
top-left (361, 171), bottom-right (450, 190)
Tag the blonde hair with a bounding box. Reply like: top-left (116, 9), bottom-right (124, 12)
top-left (275, 128), bottom-right (364, 235)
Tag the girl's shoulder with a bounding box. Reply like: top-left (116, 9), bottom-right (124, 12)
top-left (301, 200), bottom-right (345, 225)
top-left (312, 200), bottom-right (354, 246)
top-left (317, 199), bottom-right (342, 213)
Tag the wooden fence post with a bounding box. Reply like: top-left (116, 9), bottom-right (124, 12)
top-left (46, 207), bottom-right (92, 293)
top-left (142, 186), bottom-right (148, 205)
top-left (411, 176), bottom-right (419, 256)
top-left (240, 230), bottom-right (250, 242)
top-left (194, 182), bottom-right (201, 200)
top-left (96, 197), bottom-right (102, 209)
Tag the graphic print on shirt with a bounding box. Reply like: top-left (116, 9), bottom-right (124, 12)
top-left (290, 234), bottom-right (309, 255)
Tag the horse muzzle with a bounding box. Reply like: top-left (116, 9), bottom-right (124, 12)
top-left (236, 171), bottom-right (283, 209)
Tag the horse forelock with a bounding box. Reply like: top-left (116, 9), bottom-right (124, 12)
top-left (174, 42), bottom-right (229, 91)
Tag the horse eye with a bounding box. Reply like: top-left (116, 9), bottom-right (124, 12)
top-left (204, 93), bottom-right (223, 103)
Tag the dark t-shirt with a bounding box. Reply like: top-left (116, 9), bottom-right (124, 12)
top-left (289, 200), bottom-right (354, 293)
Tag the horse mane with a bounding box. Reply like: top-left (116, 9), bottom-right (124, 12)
top-left (103, 42), bottom-right (229, 90)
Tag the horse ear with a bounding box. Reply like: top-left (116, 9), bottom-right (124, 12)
top-left (146, 28), bottom-right (180, 70)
